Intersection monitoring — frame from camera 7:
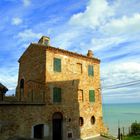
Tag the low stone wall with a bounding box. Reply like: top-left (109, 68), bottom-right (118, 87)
top-left (0, 104), bottom-right (46, 140)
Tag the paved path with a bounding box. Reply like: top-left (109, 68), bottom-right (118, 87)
top-left (87, 136), bottom-right (113, 140)
top-left (8, 136), bottom-right (114, 140)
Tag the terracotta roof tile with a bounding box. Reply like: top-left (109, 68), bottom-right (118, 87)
top-left (32, 43), bottom-right (100, 63)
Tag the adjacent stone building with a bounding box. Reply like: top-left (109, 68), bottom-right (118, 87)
top-left (0, 36), bottom-right (106, 140)
top-left (0, 83), bottom-right (8, 101)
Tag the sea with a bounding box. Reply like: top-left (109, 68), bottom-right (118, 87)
top-left (102, 103), bottom-right (140, 136)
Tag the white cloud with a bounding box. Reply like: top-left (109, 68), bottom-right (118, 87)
top-left (52, 30), bottom-right (80, 49)
top-left (70, 0), bottom-right (140, 35)
top-left (102, 13), bottom-right (140, 36)
top-left (11, 17), bottom-right (22, 25)
top-left (91, 37), bottom-right (125, 51)
top-left (16, 29), bottom-right (42, 42)
top-left (69, 0), bottom-right (140, 52)
top-left (0, 66), bottom-right (18, 94)
top-left (101, 62), bottom-right (140, 103)
top-left (70, 0), bottom-right (114, 29)
top-left (101, 62), bottom-right (140, 87)
top-left (23, 0), bottom-right (31, 7)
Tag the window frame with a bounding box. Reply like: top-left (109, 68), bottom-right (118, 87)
top-left (44, 39), bottom-right (49, 45)
top-left (53, 58), bottom-right (61, 72)
top-left (88, 65), bottom-right (94, 76)
top-left (76, 63), bottom-right (82, 74)
top-left (89, 90), bottom-right (95, 102)
top-left (91, 116), bottom-right (96, 125)
top-left (20, 79), bottom-right (24, 89)
top-left (53, 87), bottom-right (61, 103)
top-left (78, 89), bottom-right (84, 102)
top-left (79, 117), bottom-right (84, 127)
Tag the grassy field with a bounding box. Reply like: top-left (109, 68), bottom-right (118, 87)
top-left (123, 136), bottom-right (140, 140)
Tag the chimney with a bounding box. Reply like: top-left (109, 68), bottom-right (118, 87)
top-left (87, 50), bottom-right (93, 58)
top-left (38, 36), bottom-right (50, 46)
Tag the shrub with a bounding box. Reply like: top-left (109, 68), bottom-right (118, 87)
top-left (130, 122), bottom-right (140, 135)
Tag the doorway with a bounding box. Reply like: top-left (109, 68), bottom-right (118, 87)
top-left (52, 112), bottom-right (63, 140)
top-left (34, 124), bottom-right (44, 139)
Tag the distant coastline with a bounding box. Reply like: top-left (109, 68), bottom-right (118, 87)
top-left (102, 103), bottom-right (140, 136)
top-left (103, 102), bottom-right (140, 105)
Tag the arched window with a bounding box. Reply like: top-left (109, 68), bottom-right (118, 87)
top-left (91, 116), bottom-right (96, 125)
top-left (20, 79), bottom-right (24, 89)
top-left (79, 117), bottom-right (84, 126)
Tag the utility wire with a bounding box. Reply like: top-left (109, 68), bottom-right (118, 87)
top-left (101, 79), bottom-right (140, 89)
top-left (103, 82), bottom-right (140, 89)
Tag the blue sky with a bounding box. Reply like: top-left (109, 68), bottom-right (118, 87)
top-left (0, 0), bottom-right (140, 103)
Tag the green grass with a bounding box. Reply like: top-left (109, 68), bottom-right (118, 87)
top-left (123, 136), bottom-right (140, 140)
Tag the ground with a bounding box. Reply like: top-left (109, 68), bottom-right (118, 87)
top-left (7, 136), bottom-right (113, 140)
top-left (86, 136), bottom-right (113, 140)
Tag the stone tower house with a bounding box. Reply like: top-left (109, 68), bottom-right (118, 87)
top-left (0, 36), bottom-right (106, 140)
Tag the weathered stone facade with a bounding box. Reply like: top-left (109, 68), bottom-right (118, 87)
top-left (0, 36), bottom-right (107, 140)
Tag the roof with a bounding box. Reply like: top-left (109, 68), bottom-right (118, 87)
top-left (19, 43), bottom-right (100, 63)
top-left (0, 83), bottom-right (8, 94)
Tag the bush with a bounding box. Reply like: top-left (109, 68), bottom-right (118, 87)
top-left (130, 122), bottom-right (140, 135)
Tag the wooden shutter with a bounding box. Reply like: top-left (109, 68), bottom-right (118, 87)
top-left (54, 58), bottom-right (61, 72)
top-left (88, 65), bottom-right (94, 76)
top-left (89, 90), bottom-right (95, 102)
top-left (53, 87), bottom-right (61, 102)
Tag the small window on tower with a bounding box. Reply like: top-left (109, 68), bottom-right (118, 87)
top-left (20, 79), bottom-right (24, 89)
top-left (76, 63), bottom-right (82, 74)
top-left (89, 90), bottom-right (95, 102)
top-left (91, 116), bottom-right (96, 125)
top-left (44, 39), bottom-right (49, 45)
top-left (78, 89), bottom-right (83, 102)
top-left (88, 65), bottom-right (94, 76)
top-left (53, 87), bottom-right (61, 103)
top-left (79, 117), bottom-right (84, 126)
top-left (54, 58), bottom-right (61, 72)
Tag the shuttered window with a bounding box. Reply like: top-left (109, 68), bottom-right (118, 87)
top-left (89, 90), bottom-right (95, 102)
top-left (54, 58), bottom-right (61, 72)
top-left (88, 65), bottom-right (94, 76)
top-left (53, 87), bottom-right (61, 102)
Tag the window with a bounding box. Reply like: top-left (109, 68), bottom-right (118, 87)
top-left (39, 90), bottom-right (45, 102)
top-left (67, 131), bottom-right (73, 138)
top-left (53, 87), bottom-right (61, 103)
top-left (79, 117), bottom-right (84, 126)
top-left (78, 89), bottom-right (83, 102)
top-left (34, 124), bottom-right (44, 139)
top-left (54, 58), bottom-right (61, 72)
top-left (20, 79), bottom-right (24, 89)
top-left (88, 65), bottom-right (94, 76)
top-left (89, 90), bottom-right (95, 102)
top-left (91, 116), bottom-right (96, 125)
top-left (31, 90), bottom-right (34, 102)
top-left (20, 79), bottom-right (24, 100)
top-left (76, 63), bottom-right (82, 74)
top-left (44, 39), bottom-right (49, 45)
